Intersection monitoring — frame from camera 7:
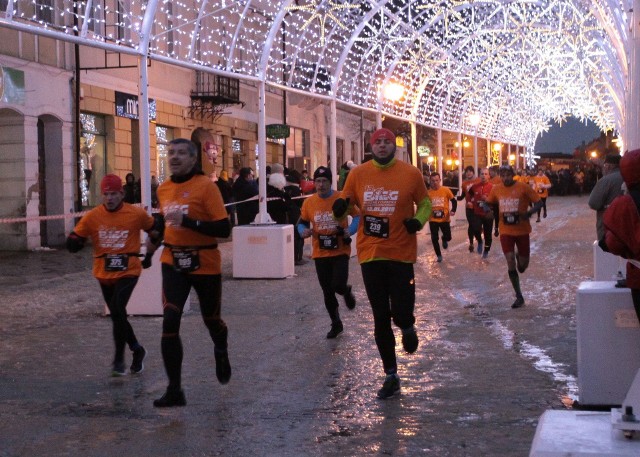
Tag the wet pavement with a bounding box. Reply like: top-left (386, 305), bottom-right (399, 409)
top-left (0, 196), bottom-right (596, 456)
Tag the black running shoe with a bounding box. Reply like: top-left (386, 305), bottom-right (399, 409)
top-left (468, 243), bottom-right (474, 252)
top-left (153, 389), bottom-right (186, 408)
top-left (130, 346), bottom-right (146, 374)
top-left (111, 361), bottom-right (126, 377)
top-left (344, 285), bottom-right (356, 310)
top-left (511, 296), bottom-right (525, 309)
top-left (214, 348), bottom-right (232, 384)
top-left (402, 327), bottom-right (419, 353)
top-left (494, 229), bottom-right (499, 237)
top-left (326, 321), bottom-right (344, 339)
top-left (377, 374), bottom-right (401, 399)
top-left (442, 239), bottom-right (448, 249)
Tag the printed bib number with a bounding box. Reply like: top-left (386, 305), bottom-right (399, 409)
top-left (172, 249), bottom-right (200, 272)
top-left (318, 234), bottom-right (339, 250)
top-left (502, 212), bottom-right (520, 225)
top-left (363, 215), bottom-right (389, 238)
top-left (104, 254), bottom-right (129, 272)
top-left (432, 210), bottom-right (444, 218)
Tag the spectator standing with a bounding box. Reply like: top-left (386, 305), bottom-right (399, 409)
top-left (231, 167), bottom-right (259, 225)
top-left (588, 154), bottom-right (624, 240)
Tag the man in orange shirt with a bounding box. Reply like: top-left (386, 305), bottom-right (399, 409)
top-left (484, 165), bottom-right (542, 308)
top-left (150, 138), bottom-right (232, 407)
top-left (427, 172), bottom-right (457, 262)
top-left (66, 174), bottom-right (161, 376)
top-left (532, 168), bottom-right (552, 222)
top-left (332, 128), bottom-right (431, 399)
top-left (298, 166), bottom-right (359, 339)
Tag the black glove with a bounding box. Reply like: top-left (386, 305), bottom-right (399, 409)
top-left (141, 252), bottom-right (153, 269)
top-left (336, 226), bottom-right (352, 245)
top-left (403, 218), bottom-right (422, 234)
top-left (66, 232), bottom-right (85, 253)
top-left (332, 198), bottom-right (349, 218)
top-left (598, 238), bottom-right (609, 253)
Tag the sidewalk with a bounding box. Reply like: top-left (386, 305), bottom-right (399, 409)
top-left (0, 196), bottom-right (599, 456)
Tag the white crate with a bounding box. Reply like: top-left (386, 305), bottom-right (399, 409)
top-left (577, 281), bottom-right (639, 406)
top-left (104, 246), bottom-right (191, 316)
top-left (232, 224), bottom-right (295, 278)
top-left (529, 410), bottom-right (640, 456)
top-left (594, 240), bottom-right (626, 281)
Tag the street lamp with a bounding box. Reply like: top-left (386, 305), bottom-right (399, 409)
top-left (382, 82), bottom-right (405, 102)
top-left (493, 142), bottom-right (503, 165)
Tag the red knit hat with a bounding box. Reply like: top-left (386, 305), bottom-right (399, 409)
top-left (620, 149), bottom-right (640, 187)
top-left (370, 128), bottom-right (396, 145)
top-left (100, 174), bottom-right (123, 193)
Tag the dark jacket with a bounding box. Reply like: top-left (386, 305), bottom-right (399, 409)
top-left (232, 178), bottom-right (259, 225)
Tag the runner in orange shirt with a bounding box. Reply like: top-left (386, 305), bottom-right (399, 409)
top-left (484, 165), bottom-right (542, 308)
top-left (427, 172), bottom-right (457, 262)
top-left (332, 128), bottom-right (431, 399)
top-left (532, 168), bottom-right (552, 222)
top-left (66, 174), bottom-right (162, 376)
top-left (298, 166), bottom-right (359, 339)
top-left (151, 138), bottom-right (232, 408)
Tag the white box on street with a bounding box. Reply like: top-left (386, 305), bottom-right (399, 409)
top-left (593, 240), bottom-right (625, 281)
top-left (232, 224), bottom-right (294, 278)
top-left (529, 410), bottom-right (640, 456)
top-left (577, 281), bottom-right (639, 406)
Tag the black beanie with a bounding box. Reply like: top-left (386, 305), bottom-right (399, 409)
top-left (313, 166), bottom-right (332, 182)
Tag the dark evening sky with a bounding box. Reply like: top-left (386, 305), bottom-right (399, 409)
top-left (534, 117), bottom-right (602, 155)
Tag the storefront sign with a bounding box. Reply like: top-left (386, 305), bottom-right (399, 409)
top-left (115, 91), bottom-right (156, 120)
top-left (0, 66), bottom-right (25, 105)
top-left (266, 124), bottom-right (290, 139)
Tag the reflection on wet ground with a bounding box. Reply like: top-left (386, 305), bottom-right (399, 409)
top-left (0, 196), bottom-right (594, 456)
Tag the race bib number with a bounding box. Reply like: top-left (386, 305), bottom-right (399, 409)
top-left (172, 249), bottom-right (200, 272)
top-left (432, 210), bottom-right (444, 218)
top-left (502, 212), bottom-right (520, 225)
top-left (363, 215), bottom-right (389, 238)
top-left (318, 234), bottom-right (339, 250)
top-left (104, 254), bottom-right (129, 272)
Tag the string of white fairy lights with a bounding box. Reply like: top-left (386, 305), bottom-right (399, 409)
top-left (1, 0), bottom-right (628, 163)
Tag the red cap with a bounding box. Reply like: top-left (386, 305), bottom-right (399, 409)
top-left (370, 128), bottom-right (396, 146)
top-left (620, 149), bottom-right (640, 187)
top-left (100, 174), bottom-right (123, 193)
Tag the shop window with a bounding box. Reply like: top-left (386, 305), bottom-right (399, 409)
top-left (156, 125), bottom-right (174, 183)
top-left (80, 113), bottom-right (106, 207)
top-left (287, 127), bottom-right (310, 172)
top-left (35, 0), bottom-right (54, 24)
top-left (232, 138), bottom-right (247, 170)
